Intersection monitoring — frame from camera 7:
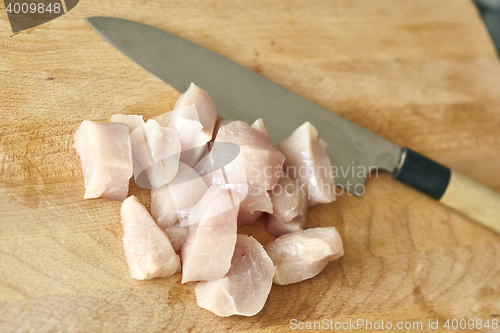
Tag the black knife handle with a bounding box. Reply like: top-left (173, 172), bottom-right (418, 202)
top-left (393, 147), bottom-right (451, 200)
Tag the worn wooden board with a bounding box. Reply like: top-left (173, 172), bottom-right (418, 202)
top-left (1, 0), bottom-right (500, 332)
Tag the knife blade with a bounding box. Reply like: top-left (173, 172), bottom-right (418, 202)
top-left (85, 17), bottom-right (500, 234)
top-left (85, 16), bottom-right (400, 196)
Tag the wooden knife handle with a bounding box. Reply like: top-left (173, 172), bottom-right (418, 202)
top-left (440, 171), bottom-right (500, 233)
top-left (393, 147), bottom-right (500, 234)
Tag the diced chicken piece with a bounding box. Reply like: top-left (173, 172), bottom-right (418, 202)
top-left (239, 210), bottom-right (264, 226)
top-left (266, 174), bottom-right (308, 237)
top-left (110, 114), bottom-right (144, 133)
top-left (250, 118), bottom-right (269, 139)
top-left (200, 121), bottom-right (283, 224)
top-left (164, 223), bottom-right (188, 252)
top-left (197, 147), bottom-right (274, 225)
top-left (153, 111), bottom-right (173, 127)
top-left (219, 182), bottom-right (273, 225)
top-left (73, 121), bottom-right (133, 201)
top-left (163, 163), bottom-right (209, 227)
top-left (143, 120), bottom-right (181, 184)
top-left (130, 119), bottom-right (181, 189)
top-left (264, 227), bottom-right (343, 285)
top-left (120, 195), bottom-right (181, 280)
top-left (195, 235), bottom-right (275, 317)
top-left (214, 121), bottom-right (285, 191)
top-left (151, 162), bottom-right (208, 228)
top-left (168, 105), bottom-right (209, 167)
top-left (181, 186), bottom-right (240, 283)
top-left (169, 83), bottom-right (217, 167)
top-left (151, 185), bottom-right (177, 228)
top-left (240, 184), bottom-right (273, 219)
top-left (278, 121), bottom-right (336, 206)
top-left (208, 120), bottom-right (284, 224)
top-left (194, 141), bottom-right (244, 189)
top-left (174, 83), bottom-right (217, 137)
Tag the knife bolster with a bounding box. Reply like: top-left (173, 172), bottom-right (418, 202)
top-left (393, 147), bottom-right (451, 200)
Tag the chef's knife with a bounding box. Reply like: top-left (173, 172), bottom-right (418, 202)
top-left (85, 17), bottom-right (500, 234)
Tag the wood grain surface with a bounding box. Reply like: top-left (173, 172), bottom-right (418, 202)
top-left (1, 0), bottom-right (500, 332)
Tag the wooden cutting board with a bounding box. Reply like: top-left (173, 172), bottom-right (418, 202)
top-left (1, 0), bottom-right (500, 332)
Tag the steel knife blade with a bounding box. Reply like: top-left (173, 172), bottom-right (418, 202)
top-left (84, 16), bottom-right (500, 233)
top-left (85, 16), bottom-right (400, 196)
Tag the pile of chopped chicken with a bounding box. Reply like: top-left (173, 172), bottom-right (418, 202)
top-left (73, 83), bottom-right (344, 317)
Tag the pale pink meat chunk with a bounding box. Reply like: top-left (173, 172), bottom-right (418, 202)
top-left (169, 83), bottom-right (217, 167)
top-left (130, 119), bottom-right (181, 189)
top-left (219, 182), bottom-right (273, 225)
top-left (164, 223), bottom-right (188, 252)
top-left (120, 196), bottom-right (180, 280)
top-left (170, 162), bottom-right (209, 226)
top-left (151, 162), bottom-right (208, 228)
top-left (264, 227), bottom-right (343, 285)
top-left (250, 118), bottom-right (269, 139)
top-left (151, 185), bottom-right (177, 228)
top-left (153, 111), bottom-right (173, 127)
top-left (181, 186), bottom-right (240, 283)
top-left (174, 82), bottom-right (217, 137)
top-left (195, 235), bottom-right (275, 317)
top-left (278, 121), bottom-right (336, 206)
top-left (238, 210), bottom-right (264, 226)
top-left (144, 120), bottom-right (181, 183)
top-left (168, 105), bottom-right (206, 167)
top-left (73, 121), bottom-right (133, 201)
top-left (194, 135), bottom-right (275, 225)
top-left (208, 120), bottom-right (284, 224)
top-left (110, 114), bottom-right (144, 133)
top-left (266, 174), bottom-right (308, 237)
top-left (196, 145), bottom-right (247, 189)
top-left (214, 120), bottom-right (285, 190)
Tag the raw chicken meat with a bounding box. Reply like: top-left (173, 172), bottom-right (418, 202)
top-left (120, 195), bottom-right (181, 280)
top-left (266, 174), bottom-right (308, 237)
top-left (214, 120), bottom-right (285, 191)
top-left (170, 162), bottom-right (209, 226)
top-left (174, 82), bottom-right (217, 138)
top-left (130, 119), bottom-right (181, 189)
top-left (250, 118), bottom-right (269, 138)
top-left (168, 104), bottom-right (209, 167)
top-left (151, 162), bottom-right (203, 251)
top-left (110, 114), bottom-right (144, 133)
top-left (278, 121), bottom-right (336, 206)
top-left (73, 121), bottom-right (133, 201)
top-left (204, 120), bottom-right (284, 224)
top-left (181, 186), bottom-right (240, 283)
top-left (194, 141), bottom-right (264, 224)
top-left (164, 223), bottom-right (188, 252)
top-left (75, 84), bottom-right (347, 318)
top-left (238, 210), bottom-right (263, 226)
top-left (151, 162), bottom-right (208, 228)
top-left (219, 182), bottom-right (273, 225)
top-left (264, 227), bottom-right (343, 285)
top-left (153, 111), bottom-right (172, 127)
top-left (169, 83), bottom-right (217, 167)
top-left (195, 234), bottom-right (275, 317)
top-left (194, 141), bottom-right (244, 189)
top-left (151, 185), bottom-right (177, 228)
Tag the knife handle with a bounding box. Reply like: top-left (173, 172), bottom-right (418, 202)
top-left (393, 147), bottom-right (500, 234)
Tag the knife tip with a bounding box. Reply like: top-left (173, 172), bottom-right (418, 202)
top-left (85, 17), bottom-right (111, 33)
top-left (84, 17), bottom-right (97, 28)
